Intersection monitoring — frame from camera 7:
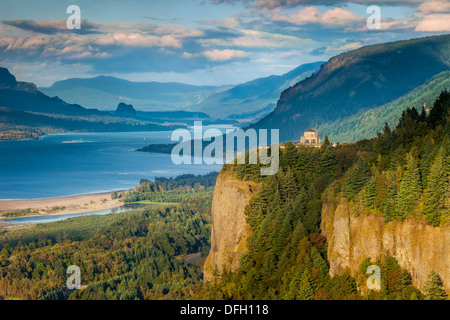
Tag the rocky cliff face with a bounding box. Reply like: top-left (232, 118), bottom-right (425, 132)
top-left (321, 193), bottom-right (450, 292)
top-left (203, 171), bottom-right (258, 282)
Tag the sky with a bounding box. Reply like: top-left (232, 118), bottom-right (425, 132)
top-left (0, 0), bottom-right (449, 87)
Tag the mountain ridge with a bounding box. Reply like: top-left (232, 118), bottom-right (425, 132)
top-left (251, 34), bottom-right (450, 142)
top-left (190, 61), bottom-right (323, 119)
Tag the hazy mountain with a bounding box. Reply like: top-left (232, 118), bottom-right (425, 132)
top-left (40, 76), bottom-right (219, 112)
top-left (251, 34), bottom-right (450, 142)
top-left (189, 61), bottom-right (323, 119)
top-left (0, 68), bottom-right (187, 139)
top-left (0, 106), bottom-right (182, 136)
top-left (0, 67), bottom-right (104, 117)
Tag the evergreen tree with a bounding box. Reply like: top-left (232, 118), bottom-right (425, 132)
top-left (319, 146), bottom-right (337, 178)
top-left (364, 173), bottom-right (378, 208)
top-left (423, 270), bottom-right (447, 300)
top-left (280, 142), bottom-right (298, 169)
top-left (395, 154), bottom-right (422, 219)
top-left (423, 146), bottom-right (449, 226)
top-left (428, 89), bottom-right (450, 128)
top-left (285, 271), bottom-right (301, 300)
top-left (282, 168), bottom-right (299, 201)
top-left (342, 157), bottom-right (371, 201)
top-left (297, 269), bottom-right (315, 300)
top-left (322, 136), bottom-right (331, 147)
top-left (310, 247), bottom-right (329, 282)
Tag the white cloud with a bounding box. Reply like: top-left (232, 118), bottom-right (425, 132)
top-left (418, 0), bottom-right (450, 14)
top-left (415, 13), bottom-right (450, 31)
top-left (96, 32), bottom-right (182, 48)
top-left (203, 49), bottom-right (247, 61)
top-left (272, 6), bottom-right (363, 27)
top-left (200, 29), bottom-right (312, 49)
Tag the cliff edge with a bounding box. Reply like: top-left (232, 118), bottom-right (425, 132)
top-left (321, 189), bottom-right (450, 292)
top-left (203, 171), bottom-right (258, 282)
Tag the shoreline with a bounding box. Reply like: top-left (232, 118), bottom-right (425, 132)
top-left (0, 192), bottom-right (123, 219)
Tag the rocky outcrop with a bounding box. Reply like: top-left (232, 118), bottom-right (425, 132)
top-left (203, 171), bottom-right (258, 282)
top-left (321, 193), bottom-right (450, 293)
top-left (0, 67), bottom-right (37, 93)
top-left (115, 102), bottom-right (136, 117)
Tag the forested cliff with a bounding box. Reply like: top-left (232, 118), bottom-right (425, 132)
top-left (204, 91), bottom-right (450, 299)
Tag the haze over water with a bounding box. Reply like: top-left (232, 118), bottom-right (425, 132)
top-left (0, 126), bottom-right (232, 199)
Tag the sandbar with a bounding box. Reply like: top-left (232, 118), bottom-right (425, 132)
top-left (0, 192), bottom-right (123, 218)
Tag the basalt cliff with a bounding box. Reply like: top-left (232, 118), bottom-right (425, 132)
top-left (320, 190), bottom-right (450, 293)
top-left (203, 171), bottom-right (258, 282)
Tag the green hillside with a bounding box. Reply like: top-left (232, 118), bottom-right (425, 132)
top-left (317, 70), bottom-right (450, 143)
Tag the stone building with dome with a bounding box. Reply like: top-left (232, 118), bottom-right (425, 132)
top-left (298, 129), bottom-right (322, 148)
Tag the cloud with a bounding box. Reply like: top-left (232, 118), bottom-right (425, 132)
top-left (272, 6), bottom-right (363, 27)
top-left (201, 16), bottom-right (242, 28)
top-left (96, 33), bottom-right (182, 48)
top-left (199, 29), bottom-right (312, 48)
top-left (203, 48), bottom-right (247, 60)
top-left (309, 39), bottom-right (364, 55)
top-left (211, 0), bottom-right (423, 9)
top-left (415, 13), bottom-right (450, 31)
top-left (418, 0), bottom-right (450, 14)
top-left (3, 19), bottom-right (99, 34)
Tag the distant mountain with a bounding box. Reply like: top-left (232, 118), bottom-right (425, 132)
top-left (0, 67), bottom-right (104, 117)
top-left (0, 67), bottom-right (37, 93)
top-left (189, 61), bottom-right (323, 119)
top-left (0, 68), bottom-right (187, 139)
top-left (40, 76), bottom-right (219, 112)
top-left (317, 70), bottom-right (450, 143)
top-left (251, 34), bottom-right (450, 142)
top-left (0, 106), bottom-right (182, 136)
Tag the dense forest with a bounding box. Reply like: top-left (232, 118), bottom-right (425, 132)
top-left (0, 194), bottom-right (212, 300)
top-left (120, 172), bottom-right (218, 203)
top-left (202, 90), bottom-right (450, 300)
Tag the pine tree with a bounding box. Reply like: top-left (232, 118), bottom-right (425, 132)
top-left (428, 89), bottom-right (450, 128)
top-left (273, 213), bottom-right (292, 258)
top-left (364, 173), bottom-right (378, 208)
top-left (423, 146), bottom-right (449, 226)
top-left (310, 246), bottom-right (329, 282)
top-left (281, 142), bottom-right (298, 170)
top-left (395, 154), bottom-right (421, 219)
top-left (319, 146), bottom-right (337, 178)
top-left (282, 167), bottom-right (299, 201)
top-left (322, 135), bottom-right (331, 147)
top-left (285, 271), bottom-right (301, 300)
top-left (423, 270), bottom-right (447, 300)
top-left (397, 270), bottom-right (412, 299)
top-left (297, 269), bottom-right (315, 300)
top-left (343, 157), bottom-right (371, 201)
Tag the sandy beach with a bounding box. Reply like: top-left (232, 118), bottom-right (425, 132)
top-left (0, 192), bottom-right (123, 218)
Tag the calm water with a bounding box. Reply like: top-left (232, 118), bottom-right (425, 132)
top-left (0, 126), bottom-right (232, 199)
top-left (0, 203), bottom-right (147, 228)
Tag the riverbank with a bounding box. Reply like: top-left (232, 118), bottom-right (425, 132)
top-left (0, 192), bottom-right (122, 219)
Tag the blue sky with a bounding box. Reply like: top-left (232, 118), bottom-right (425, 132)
top-left (0, 0), bottom-right (449, 86)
